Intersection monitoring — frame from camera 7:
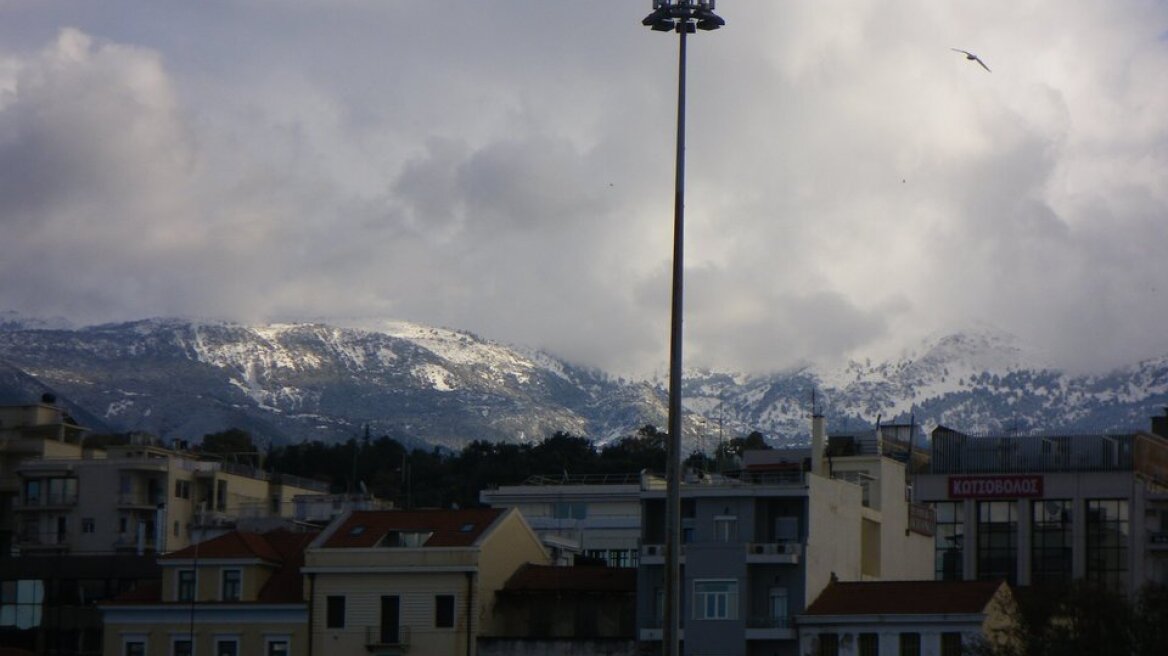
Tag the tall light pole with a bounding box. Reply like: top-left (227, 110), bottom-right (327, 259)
top-left (641, 2), bottom-right (724, 655)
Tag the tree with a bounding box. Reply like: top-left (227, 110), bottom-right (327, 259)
top-left (200, 428), bottom-right (259, 466)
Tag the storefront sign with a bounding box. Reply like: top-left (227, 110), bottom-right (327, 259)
top-left (948, 475), bottom-right (1043, 499)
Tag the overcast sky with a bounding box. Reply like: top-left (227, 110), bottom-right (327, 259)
top-left (2, 1), bottom-right (1166, 377)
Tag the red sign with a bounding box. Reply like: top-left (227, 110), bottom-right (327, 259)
top-left (948, 475), bottom-right (1043, 499)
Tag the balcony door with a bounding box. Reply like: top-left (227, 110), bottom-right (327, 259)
top-left (380, 595), bottom-right (400, 644)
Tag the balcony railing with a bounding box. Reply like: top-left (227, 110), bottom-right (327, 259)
top-left (118, 493), bottom-right (165, 507)
top-left (1149, 531), bottom-right (1168, 547)
top-left (747, 616), bottom-right (792, 629)
top-left (16, 530), bottom-right (69, 548)
top-left (14, 493), bottom-right (79, 509)
top-left (365, 625), bottom-right (410, 649)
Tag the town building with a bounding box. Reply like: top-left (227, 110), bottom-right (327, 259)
top-left (636, 415), bottom-right (935, 656)
top-left (302, 507), bottom-right (550, 656)
top-left (480, 473), bottom-right (642, 566)
top-left (796, 579), bottom-right (1017, 656)
top-left (100, 528), bottom-right (317, 656)
top-left (914, 413), bottom-right (1168, 596)
top-left (482, 563), bottom-right (636, 656)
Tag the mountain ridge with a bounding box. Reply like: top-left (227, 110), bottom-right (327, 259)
top-left (1, 314), bottom-right (1166, 449)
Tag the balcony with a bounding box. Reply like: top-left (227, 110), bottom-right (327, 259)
top-left (640, 543), bottom-right (685, 566)
top-left (745, 541), bottom-right (802, 564)
top-left (1149, 531), bottom-right (1168, 550)
top-left (13, 493), bottom-right (78, 511)
top-left (15, 530), bottom-right (70, 551)
top-left (364, 625), bottom-right (410, 652)
top-left (117, 494), bottom-right (165, 509)
top-left (745, 616), bottom-right (796, 641)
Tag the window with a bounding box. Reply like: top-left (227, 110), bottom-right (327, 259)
top-left (859, 632), bottom-right (879, 656)
top-left (768, 587), bottom-right (788, 623)
top-left (215, 480), bottom-right (228, 511)
top-left (23, 480), bottom-right (41, 505)
top-left (552, 502), bottom-right (586, 520)
top-left (119, 517), bottom-right (129, 534)
top-left (977, 501), bottom-right (1017, 583)
top-left (817, 633), bottom-right (840, 656)
top-left (436, 594), bottom-right (455, 628)
top-left (265, 638), bottom-right (289, 656)
top-left (933, 501), bottom-right (965, 580)
top-left (173, 520), bottom-right (180, 538)
top-left (693, 579), bottom-right (737, 620)
top-left (941, 632), bottom-right (963, 656)
top-left (899, 632), bottom-right (921, 656)
top-left (174, 480), bottom-right (190, 499)
top-left (1032, 500), bottom-right (1073, 586)
top-left (124, 640), bottom-right (146, 656)
top-left (215, 639), bottom-right (238, 656)
top-left (172, 639), bottom-right (192, 656)
top-left (177, 570), bottom-right (195, 602)
top-left (326, 595), bottom-right (345, 628)
top-left (221, 569), bottom-right (241, 601)
top-left (713, 515), bottom-right (738, 542)
top-left (82, 518), bottom-right (96, 534)
top-left (1087, 499), bottom-right (1129, 592)
top-left (0, 579), bottom-right (45, 629)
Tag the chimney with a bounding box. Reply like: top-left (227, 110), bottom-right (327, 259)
top-left (811, 413), bottom-right (827, 477)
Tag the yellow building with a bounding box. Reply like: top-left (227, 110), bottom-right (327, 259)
top-left (101, 528), bottom-right (317, 656)
top-left (303, 507), bottom-right (550, 656)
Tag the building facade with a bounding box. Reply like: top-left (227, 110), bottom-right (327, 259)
top-left (303, 507), bottom-right (550, 656)
top-left (100, 528), bottom-right (317, 656)
top-left (797, 580), bottom-right (1016, 656)
top-left (636, 415), bottom-right (935, 656)
top-left (915, 419), bottom-right (1168, 595)
top-left (480, 473), bottom-right (642, 566)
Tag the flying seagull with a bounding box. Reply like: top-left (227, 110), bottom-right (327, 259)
top-left (952, 48), bottom-right (991, 72)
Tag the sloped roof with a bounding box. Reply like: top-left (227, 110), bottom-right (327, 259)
top-left (803, 580), bottom-right (1007, 616)
top-left (499, 564), bottom-right (636, 595)
top-left (109, 529), bottom-right (317, 605)
top-left (320, 508), bottom-right (505, 548)
top-left (163, 530), bottom-right (283, 563)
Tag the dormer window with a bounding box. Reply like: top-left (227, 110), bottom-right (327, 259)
top-left (348, 525), bottom-right (366, 537)
top-left (459, 523), bottom-right (475, 533)
top-left (380, 530), bottom-right (432, 547)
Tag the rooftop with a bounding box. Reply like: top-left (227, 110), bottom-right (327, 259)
top-left (320, 508), bottom-right (505, 549)
top-left (803, 579), bottom-right (1007, 616)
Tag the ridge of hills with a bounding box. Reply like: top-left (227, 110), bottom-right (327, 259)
top-left (1, 314), bottom-right (1166, 450)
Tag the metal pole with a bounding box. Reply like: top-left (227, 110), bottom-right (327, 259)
top-left (663, 22), bottom-right (687, 656)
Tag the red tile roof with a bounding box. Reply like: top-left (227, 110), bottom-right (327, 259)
top-left (110, 529), bottom-right (317, 605)
top-left (320, 508), bottom-right (506, 548)
top-left (500, 564), bottom-right (636, 594)
top-left (163, 530), bottom-right (283, 562)
top-left (803, 580), bottom-right (1007, 616)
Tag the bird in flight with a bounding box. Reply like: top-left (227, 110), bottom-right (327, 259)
top-left (951, 48), bottom-right (991, 72)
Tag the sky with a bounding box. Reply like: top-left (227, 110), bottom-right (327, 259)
top-left (1, 1), bottom-right (1167, 378)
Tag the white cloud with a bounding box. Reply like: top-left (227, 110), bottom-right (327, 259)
top-left (1, 1), bottom-right (1166, 377)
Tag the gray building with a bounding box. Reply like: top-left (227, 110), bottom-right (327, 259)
top-left (636, 416), bottom-right (935, 656)
top-left (914, 412), bottom-right (1168, 596)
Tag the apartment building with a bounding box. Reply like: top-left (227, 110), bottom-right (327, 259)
top-left (480, 473), bottom-right (642, 566)
top-left (0, 397), bottom-right (88, 552)
top-left (636, 415), bottom-right (935, 656)
top-left (303, 507), bottom-right (550, 656)
top-left (100, 528), bottom-right (317, 656)
top-left (914, 414), bottom-right (1168, 595)
top-left (12, 436), bottom-right (327, 555)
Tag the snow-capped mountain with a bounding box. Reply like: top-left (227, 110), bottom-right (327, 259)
top-left (0, 315), bottom-right (1166, 449)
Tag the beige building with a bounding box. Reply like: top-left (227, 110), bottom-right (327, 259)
top-left (303, 507), bottom-right (550, 656)
top-left (12, 435), bottom-right (328, 556)
top-left (101, 528), bottom-right (317, 656)
top-left (0, 398), bottom-right (89, 552)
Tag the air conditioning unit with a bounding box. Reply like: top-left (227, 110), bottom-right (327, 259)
top-left (646, 545), bottom-right (660, 556)
top-left (753, 544), bottom-right (765, 554)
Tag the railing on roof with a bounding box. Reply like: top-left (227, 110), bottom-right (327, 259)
top-left (929, 431), bottom-right (1143, 474)
top-left (520, 473), bottom-right (644, 486)
top-left (640, 469), bottom-right (807, 491)
top-left (272, 472), bottom-right (330, 492)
